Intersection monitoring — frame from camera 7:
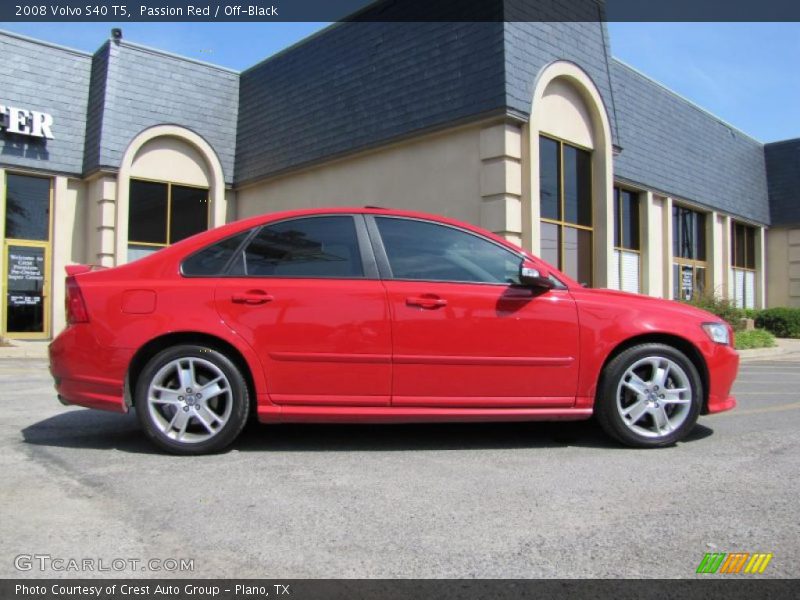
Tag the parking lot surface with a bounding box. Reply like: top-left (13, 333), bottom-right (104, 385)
top-left (1, 356), bottom-right (798, 578)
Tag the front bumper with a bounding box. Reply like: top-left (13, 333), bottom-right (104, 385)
top-left (49, 325), bottom-right (132, 414)
top-left (704, 342), bottom-right (739, 414)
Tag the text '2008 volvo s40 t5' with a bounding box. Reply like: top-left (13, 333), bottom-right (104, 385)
top-left (49, 207), bottom-right (739, 454)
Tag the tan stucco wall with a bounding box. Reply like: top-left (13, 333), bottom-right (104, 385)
top-left (130, 136), bottom-right (211, 187)
top-left (767, 226), bottom-right (800, 308)
top-left (51, 176), bottom-right (86, 334)
top-left (237, 125), bottom-right (485, 226)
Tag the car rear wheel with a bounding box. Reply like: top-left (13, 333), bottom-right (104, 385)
top-left (595, 343), bottom-right (702, 448)
top-left (135, 345), bottom-right (249, 454)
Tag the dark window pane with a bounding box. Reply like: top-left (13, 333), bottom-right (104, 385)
top-left (622, 190), bottom-right (639, 250)
top-left (170, 185), bottom-right (209, 243)
top-left (129, 180), bottom-right (168, 244)
top-left (564, 227), bottom-right (592, 286)
top-left (672, 206), bottom-right (681, 257)
top-left (182, 231), bottom-right (249, 276)
top-left (376, 217), bottom-right (521, 284)
top-left (674, 206), bottom-right (706, 260)
top-left (695, 267), bottom-right (706, 298)
top-left (243, 216), bottom-right (363, 278)
top-left (694, 212), bottom-right (706, 261)
top-left (673, 264), bottom-right (681, 299)
top-left (734, 223), bottom-right (746, 268)
top-left (539, 137), bottom-right (560, 221)
top-left (5, 245), bottom-right (45, 332)
top-left (613, 188), bottom-right (621, 248)
top-left (540, 222), bottom-right (560, 269)
top-left (745, 227), bottom-right (756, 269)
top-left (563, 145), bottom-right (592, 226)
top-left (5, 174), bottom-right (51, 241)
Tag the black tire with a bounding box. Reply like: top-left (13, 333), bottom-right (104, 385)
top-left (595, 343), bottom-right (703, 448)
top-left (135, 345), bottom-right (250, 455)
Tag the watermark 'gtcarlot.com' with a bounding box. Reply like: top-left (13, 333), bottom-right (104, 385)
top-left (14, 554), bottom-right (194, 573)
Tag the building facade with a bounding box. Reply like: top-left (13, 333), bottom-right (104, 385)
top-left (0, 15), bottom-right (797, 340)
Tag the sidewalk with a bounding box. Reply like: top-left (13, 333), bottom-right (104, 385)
top-left (738, 337), bottom-right (800, 363)
top-left (2, 337), bottom-right (799, 362)
top-left (0, 339), bottom-right (49, 359)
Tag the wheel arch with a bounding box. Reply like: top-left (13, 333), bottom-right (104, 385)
top-left (596, 333), bottom-right (710, 413)
top-left (125, 331), bottom-right (258, 415)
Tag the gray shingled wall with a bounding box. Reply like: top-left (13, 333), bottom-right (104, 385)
top-left (765, 138), bottom-right (800, 226)
top-left (88, 41), bottom-right (239, 184)
top-left (235, 21), bottom-right (506, 185)
top-left (83, 42), bottom-right (110, 175)
top-left (0, 32), bottom-right (91, 175)
top-left (611, 59), bottom-right (770, 225)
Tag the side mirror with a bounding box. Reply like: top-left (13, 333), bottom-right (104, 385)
top-left (519, 261), bottom-right (555, 290)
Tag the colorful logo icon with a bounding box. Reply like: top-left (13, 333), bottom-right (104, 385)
top-left (696, 552), bottom-right (773, 574)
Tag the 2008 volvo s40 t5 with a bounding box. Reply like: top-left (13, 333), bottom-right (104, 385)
top-left (49, 207), bottom-right (739, 454)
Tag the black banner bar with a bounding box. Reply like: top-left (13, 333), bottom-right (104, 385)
top-left (3, 580), bottom-right (800, 600)
top-left (2, 0), bottom-right (800, 23)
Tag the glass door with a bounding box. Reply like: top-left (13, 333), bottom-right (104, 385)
top-left (3, 242), bottom-right (50, 338)
top-left (2, 173), bottom-right (52, 339)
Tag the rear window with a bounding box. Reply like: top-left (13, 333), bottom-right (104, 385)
top-left (230, 216), bottom-right (364, 278)
top-left (181, 232), bottom-right (249, 276)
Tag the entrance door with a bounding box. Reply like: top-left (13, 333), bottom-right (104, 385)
top-left (2, 173), bottom-right (52, 339)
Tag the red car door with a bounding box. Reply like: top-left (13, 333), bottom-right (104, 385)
top-left (214, 215), bottom-right (392, 406)
top-left (371, 216), bottom-right (580, 408)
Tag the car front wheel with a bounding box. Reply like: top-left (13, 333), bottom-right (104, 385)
top-left (595, 343), bottom-right (703, 448)
top-left (135, 345), bottom-right (250, 454)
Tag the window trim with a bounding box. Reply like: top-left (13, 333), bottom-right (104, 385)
top-left (539, 134), bottom-right (594, 286)
top-left (366, 214), bottom-right (529, 287)
top-left (128, 176), bottom-right (210, 249)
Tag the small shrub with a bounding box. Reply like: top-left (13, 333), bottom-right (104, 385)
top-left (742, 308), bottom-right (763, 321)
top-left (683, 294), bottom-right (746, 331)
top-left (755, 307), bottom-right (800, 338)
top-left (734, 329), bottom-right (776, 350)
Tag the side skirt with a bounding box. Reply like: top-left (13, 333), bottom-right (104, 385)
top-left (257, 405), bottom-right (593, 424)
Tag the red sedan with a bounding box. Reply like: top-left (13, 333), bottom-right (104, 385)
top-left (49, 207), bottom-right (738, 454)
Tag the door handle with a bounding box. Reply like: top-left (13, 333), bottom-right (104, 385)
top-left (231, 290), bottom-right (274, 305)
top-left (406, 295), bottom-right (447, 309)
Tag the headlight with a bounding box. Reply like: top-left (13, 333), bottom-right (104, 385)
top-left (702, 322), bottom-right (730, 345)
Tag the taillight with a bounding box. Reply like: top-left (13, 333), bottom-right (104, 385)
top-left (65, 276), bottom-right (89, 324)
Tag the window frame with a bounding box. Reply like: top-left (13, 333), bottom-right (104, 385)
top-left (538, 134), bottom-right (594, 287)
top-left (671, 203), bottom-right (708, 301)
top-left (181, 214), bottom-right (379, 280)
top-left (730, 220), bottom-right (758, 309)
top-left (731, 221), bottom-right (757, 272)
top-left (366, 214), bottom-right (529, 287)
top-left (2, 170), bottom-right (54, 340)
top-left (612, 185), bottom-right (642, 293)
top-left (128, 176), bottom-right (210, 252)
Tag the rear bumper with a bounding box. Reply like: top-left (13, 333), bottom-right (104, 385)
top-left (49, 325), bottom-right (132, 414)
top-left (704, 343), bottom-right (739, 414)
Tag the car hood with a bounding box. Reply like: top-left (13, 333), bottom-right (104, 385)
top-left (572, 287), bottom-right (722, 324)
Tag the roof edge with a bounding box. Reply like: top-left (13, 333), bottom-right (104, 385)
top-left (0, 29), bottom-right (92, 58)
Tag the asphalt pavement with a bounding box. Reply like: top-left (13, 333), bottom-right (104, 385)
top-left (1, 354), bottom-right (798, 579)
